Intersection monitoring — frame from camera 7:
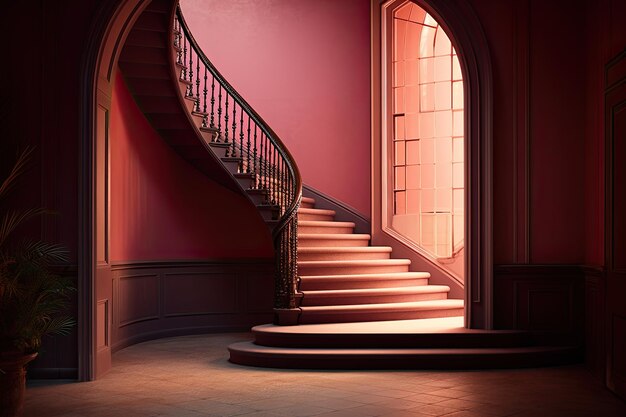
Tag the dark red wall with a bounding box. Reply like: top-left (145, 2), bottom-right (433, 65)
top-left (109, 72), bottom-right (273, 261)
top-left (179, 0), bottom-right (372, 216)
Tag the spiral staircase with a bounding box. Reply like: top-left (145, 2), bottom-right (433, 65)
top-left (116, 0), bottom-right (581, 369)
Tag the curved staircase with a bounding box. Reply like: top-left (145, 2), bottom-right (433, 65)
top-left (117, 0), bottom-right (581, 370)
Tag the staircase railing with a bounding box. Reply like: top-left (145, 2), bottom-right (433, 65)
top-left (174, 6), bottom-right (302, 312)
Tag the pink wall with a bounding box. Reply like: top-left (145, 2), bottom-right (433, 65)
top-left (179, 0), bottom-right (371, 216)
top-left (109, 72), bottom-right (273, 261)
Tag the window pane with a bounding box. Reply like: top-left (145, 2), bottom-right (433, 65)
top-left (394, 87), bottom-right (405, 113)
top-left (421, 138), bottom-right (435, 164)
top-left (395, 191), bottom-right (406, 214)
top-left (453, 110), bottom-right (464, 136)
top-left (394, 61), bottom-right (405, 87)
top-left (420, 83), bottom-right (435, 112)
top-left (405, 113), bottom-right (419, 139)
top-left (453, 54), bottom-right (462, 80)
top-left (394, 115), bottom-right (405, 140)
top-left (419, 112), bottom-right (434, 138)
top-left (419, 57), bottom-right (434, 84)
top-left (434, 110), bottom-right (452, 137)
top-left (405, 59), bottom-right (419, 85)
top-left (421, 164), bottom-right (435, 189)
top-left (452, 81), bottom-right (463, 109)
top-left (434, 56), bottom-right (451, 82)
top-left (406, 140), bottom-right (420, 164)
top-left (394, 141), bottom-right (405, 166)
top-left (406, 164), bottom-right (420, 189)
top-left (395, 166), bottom-right (406, 190)
top-left (434, 28), bottom-right (452, 56)
top-left (407, 189), bottom-right (420, 213)
top-left (434, 81), bottom-right (451, 110)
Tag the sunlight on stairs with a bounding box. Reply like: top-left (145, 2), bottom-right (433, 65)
top-left (296, 196), bottom-right (464, 324)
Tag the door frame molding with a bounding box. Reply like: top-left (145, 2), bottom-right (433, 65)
top-left (371, 0), bottom-right (493, 328)
top-left (78, 0), bottom-right (150, 381)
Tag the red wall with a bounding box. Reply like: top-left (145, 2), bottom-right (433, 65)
top-left (470, 0), bottom-right (587, 264)
top-left (109, 72), bottom-right (273, 261)
top-left (179, 0), bottom-right (372, 217)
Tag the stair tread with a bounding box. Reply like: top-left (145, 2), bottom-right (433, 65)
top-left (299, 220), bottom-right (355, 227)
top-left (301, 197), bottom-right (316, 204)
top-left (299, 246), bottom-right (392, 253)
top-left (301, 285), bottom-right (450, 297)
top-left (300, 299), bottom-right (463, 312)
top-left (299, 259), bottom-right (411, 267)
top-left (300, 271), bottom-right (430, 280)
top-left (297, 207), bottom-right (336, 215)
top-left (230, 342), bottom-right (571, 356)
top-left (299, 233), bottom-right (371, 239)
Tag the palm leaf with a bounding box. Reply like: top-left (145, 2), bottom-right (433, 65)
top-left (0, 208), bottom-right (47, 247)
top-left (0, 146), bottom-right (35, 199)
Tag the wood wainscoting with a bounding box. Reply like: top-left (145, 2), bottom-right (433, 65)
top-left (109, 259), bottom-right (274, 352)
top-left (494, 265), bottom-right (584, 347)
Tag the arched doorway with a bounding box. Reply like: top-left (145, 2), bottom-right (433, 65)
top-left (79, 0), bottom-right (152, 381)
top-left (371, 0), bottom-right (493, 329)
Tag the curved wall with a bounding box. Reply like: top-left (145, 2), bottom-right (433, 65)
top-left (109, 71), bottom-right (273, 261)
top-left (107, 70), bottom-right (275, 350)
top-left (179, 0), bottom-right (372, 217)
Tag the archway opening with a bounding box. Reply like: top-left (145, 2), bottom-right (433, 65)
top-left (386, 0), bottom-right (465, 284)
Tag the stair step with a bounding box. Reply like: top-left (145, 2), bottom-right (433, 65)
top-left (246, 188), bottom-right (270, 205)
top-left (133, 11), bottom-right (168, 32)
top-left (145, 112), bottom-right (190, 130)
top-left (298, 233), bottom-right (371, 247)
top-left (301, 196), bottom-right (316, 208)
top-left (250, 317), bottom-right (531, 348)
top-left (119, 62), bottom-right (169, 80)
top-left (298, 299), bottom-right (464, 324)
top-left (298, 246), bottom-right (393, 261)
top-left (124, 29), bottom-right (167, 49)
top-left (122, 78), bottom-right (174, 97)
top-left (234, 172), bottom-right (256, 189)
top-left (300, 285), bottom-right (450, 306)
top-left (297, 207), bottom-right (335, 221)
top-left (207, 141), bottom-right (230, 158)
top-left (228, 342), bottom-right (581, 370)
top-left (299, 259), bottom-right (411, 275)
top-left (119, 45), bottom-right (168, 64)
top-left (298, 220), bottom-right (355, 234)
top-left (299, 272), bottom-right (431, 290)
top-left (256, 204), bottom-right (280, 221)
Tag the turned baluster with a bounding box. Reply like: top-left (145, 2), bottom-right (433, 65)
top-left (210, 76), bottom-right (215, 129)
top-left (217, 84), bottom-right (222, 141)
top-left (202, 67), bottom-right (208, 128)
top-left (246, 117), bottom-right (251, 174)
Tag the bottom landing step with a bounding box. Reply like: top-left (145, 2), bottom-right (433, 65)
top-left (228, 343), bottom-right (581, 370)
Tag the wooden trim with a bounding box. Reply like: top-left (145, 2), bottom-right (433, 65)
top-left (303, 184), bottom-right (370, 234)
top-left (110, 258), bottom-right (273, 270)
top-left (513, 0), bottom-right (530, 263)
top-left (79, 0), bottom-right (153, 381)
top-left (109, 260), bottom-right (274, 352)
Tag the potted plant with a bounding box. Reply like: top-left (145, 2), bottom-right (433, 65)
top-left (0, 147), bottom-right (75, 417)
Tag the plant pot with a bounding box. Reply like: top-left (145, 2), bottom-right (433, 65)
top-left (0, 351), bottom-right (38, 417)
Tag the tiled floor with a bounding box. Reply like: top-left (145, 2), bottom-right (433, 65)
top-left (25, 333), bottom-right (625, 417)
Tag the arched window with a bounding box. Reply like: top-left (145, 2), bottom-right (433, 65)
top-left (386, 0), bottom-right (464, 279)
